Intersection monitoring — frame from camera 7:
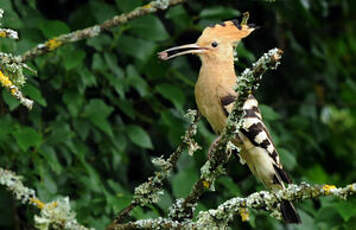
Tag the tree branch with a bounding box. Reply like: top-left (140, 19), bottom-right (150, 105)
top-left (0, 9), bottom-right (33, 109)
top-left (18, 0), bottom-right (188, 63)
top-left (0, 168), bottom-right (92, 230)
top-left (108, 182), bottom-right (356, 230)
top-left (107, 110), bottom-right (201, 228)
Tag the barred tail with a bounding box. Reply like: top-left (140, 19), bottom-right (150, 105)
top-left (280, 200), bottom-right (302, 224)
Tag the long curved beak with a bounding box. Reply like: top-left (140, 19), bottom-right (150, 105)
top-left (158, 43), bottom-right (208, 60)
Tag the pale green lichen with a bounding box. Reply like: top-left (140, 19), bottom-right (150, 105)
top-left (0, 9), bottom-right (36, 109)
top-left (195, 182), bottom-right (356, 228)
top-left (152, 0), bottom-right (170, 9)
top-left (129, 109), bottom-right (200, 210)
top-left (0, 168), bottom-right (92, 230)
top-left (200, 161), bottom-right (226, 192)
top-left (34, 197), bottom-right (94, 230)
top-left (133, 157), bottom-right (169, 205)
top-left (0, 9), bottom-right (18, 39)
top-left (183, 109), bottom-right (201, 156)
top-left (0, 168), bottom-right (35, 204)
top-left (152, 156), bottom-right (172, 171)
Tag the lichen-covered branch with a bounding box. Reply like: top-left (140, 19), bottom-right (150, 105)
top-left (0, 65), bottom-right (33, 110)
top-left (108, 182), bottom-right (356, 230)
top-left (0, 9), bottom-right (18, 40)
top-left (1, 0), bottom-right (188, 109)
top-left (19, 0), bottom-right (188, 63)
top-left (0, 28), bottom-right (19, 40)
top-left (0, 168), bottom-right (92, 230)
top-left (108, 110), bottom-right (200, 228)
top-left (196, 182), bottom-right (356, 229)
top-left (109, 217), bottom-right (195, 230)
top-left (0, 9), bottom-right (33, 109)
top-left (170, 48), bottom-right (283, 221)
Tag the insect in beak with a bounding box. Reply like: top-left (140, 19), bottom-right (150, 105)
top-left (158, 43), bottom-right (209, 60)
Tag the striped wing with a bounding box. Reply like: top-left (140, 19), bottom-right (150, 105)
top-left (220, 94), bottom-right (291, 184)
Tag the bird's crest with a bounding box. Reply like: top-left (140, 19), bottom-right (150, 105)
top-left (199, 18), bottom-right (256, 43)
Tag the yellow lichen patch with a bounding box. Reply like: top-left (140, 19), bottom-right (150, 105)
top-left (202, 180), bottom-right (210, 189)
top-left (30, 198), bottom-right (46, 209)
top-left (0, 31), bottom-right (7, 38)
top-left (142, 3), bottom-right (152, 9)
top-left (0, 70), bottom-right (14, 88)
top-left (351, 184), bottom-right (356, 192)
top-left (45, 39), bottom-right (62, 51)
top-left (48, 201), bottom-right (58, 209)
top-left (323, 184), bottom-right (336, 195)
top-left (10, 88), bottom-right (17, 95)
top-left (240, 208), bottom-right (250, 222)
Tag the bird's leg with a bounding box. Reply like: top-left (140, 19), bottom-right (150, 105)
top-left (208, 136), bottom-right (222, 160)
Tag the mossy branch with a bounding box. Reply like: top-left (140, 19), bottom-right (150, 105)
top-left (0, 168), bottom-right (92, 230)
top-left (1, 0), bottom-right (188, 109)
top-left (108, 110), bottom-right (201, 229)
top-left (109, 182), bottom-right (356, 230)
top-left (18, 0), bottom-right (188, 63)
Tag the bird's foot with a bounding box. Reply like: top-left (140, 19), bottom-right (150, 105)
top-left (208, 136), bottom-right (222, 160)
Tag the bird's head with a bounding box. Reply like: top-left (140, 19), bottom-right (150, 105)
top-left (158, 19), bottom-right (256, 62)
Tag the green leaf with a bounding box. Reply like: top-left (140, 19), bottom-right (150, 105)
top-left (278, 148), bottom-right (297, 170)
top-left (0, 115), bottom-right (14, 141)
top-left (126, 65), bottom-right (149, 97)
top-left (103, 72), bottom-right (126, 98)
top-left (129, 15), bottom-right (169, 41)
top-left (126, 125), bottom-right (153, 149)
top-left (117, 99), bottom-right (136, 119)
top-left (73, 119), bottom-right (91, 140)
top-left (92, 53), bottom-right (107, 72)
top-left (86, 34), bottom-right (112, 51)
top-left (89, 1), bottom-right (118, 23)
top-left (83, 99), bottom-right (114, 136)
top-left (335, 200), bottom-right (356, 221)
top-left (259, 104), bottom-right (281, 121)
top-left (39, 145), bottom-right (62, 174)
top-left (46, 122), bottom-right (73, 145)
top-left (2, 89), bottom-right (20, 111)
top-left (156, 83), bottom-right (186, 110)
top-left (39, 20), bottom-right (70, 38)
top-left (171, 155), bottom-right (198, 197)
top-left (104, 53), bottom-right (125, 78)
top-left (13, 127), bottom-right (42, 152)
top-left (63, 50), bottom-right (86, 70)
top-left (115, 0), bottom-right (141, 13)
top-left (62, 89), bottom-right (84, 117)
top-left (166, 6), bottom-right (192, 32)
top-left (304, 165), bottom-right (328, 184)
top-left (0, 0), bottom-right (23, 29)
top-left (22, 84), bottom-right (47, 107)
top-left (295, 210), bottom-right (317, 230)
top-left (116, 35), bottom-right (156, 62)
top-left (199, 6), bottom-right (240, 19)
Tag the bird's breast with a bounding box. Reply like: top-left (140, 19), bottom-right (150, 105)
top-left (194, 76), bottom-right (228, 134)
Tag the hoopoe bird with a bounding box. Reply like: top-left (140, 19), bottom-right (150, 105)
top-left (158, 19), bottom-right (301, 224)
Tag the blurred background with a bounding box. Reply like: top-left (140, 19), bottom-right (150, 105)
top-left (0, 0), bottom-right (355, 229)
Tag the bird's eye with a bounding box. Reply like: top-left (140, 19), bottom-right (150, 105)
top-left (211, 41), bottom-right (218, 48)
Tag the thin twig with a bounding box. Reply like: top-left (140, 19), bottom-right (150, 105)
top-left (0, 69), bottom-right (33, 110)
top-left (107, 110), bottom-right (201, 229)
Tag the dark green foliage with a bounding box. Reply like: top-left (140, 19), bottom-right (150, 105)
top-left (0, 0), bottom-right (355, 229)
